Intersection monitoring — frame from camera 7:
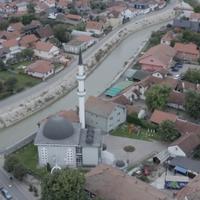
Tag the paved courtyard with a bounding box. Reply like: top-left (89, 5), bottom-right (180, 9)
top-left (103, 135), bottom-right (167, 165)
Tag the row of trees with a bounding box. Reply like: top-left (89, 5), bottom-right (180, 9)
top-left (183, 68), bottom-right (200, 84)
top-left (4, 155), bottom-right (27, 181)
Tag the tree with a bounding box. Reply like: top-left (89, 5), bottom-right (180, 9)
top-left (76, 22), bottom-right (86, 31)
top-left (0, 60), bottom-right (6, 71)
top-left (158, 120), bottom-right (180, 142)
top-left (53, 24), bottom-right (71, 43)
top-left (183, 69), bottom-right (200, 84)
top-left (21, 14), bottom-right (35, 25)
top-left (145, 85), bottom-right (171, 111)
top-left (4, 156), bottom-right (19, 172)
top-left (46, 163), bottom-right (51, 172)
top-left (21, 48), bottom-right (34, 59)
top-left (6, 77), bottom-right (17, 91)
top-left (27, 3), bottom-right (35, 14)
top-left (185, 90), bottom-right (200, 119)
top-left (13, 163), bottom-right (27, 181)
top-left (0, 20), bottom-right (9, 31)
top-left (41, 169), bottom-right (86, 200)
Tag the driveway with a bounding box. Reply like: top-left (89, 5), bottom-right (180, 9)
top-left (103, 135), bottom-right (167, 165)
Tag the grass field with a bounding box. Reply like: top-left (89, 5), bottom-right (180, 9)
top-left (111, 123), bottom-right (161, 141)
top-left (12, 143), bottom-right (48, 178)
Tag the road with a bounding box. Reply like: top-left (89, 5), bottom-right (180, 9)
top-left (0, 0), bottom-right (179, 110)
top-left (0, 168), bottom-right (33, 200)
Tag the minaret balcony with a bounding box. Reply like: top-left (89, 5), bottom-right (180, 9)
top-left (76, 73), bottom-right (86, 80)
top-left (77, 89), bottom-right (86, 96)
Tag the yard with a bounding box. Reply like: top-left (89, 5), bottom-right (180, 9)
top-left (12, 143), bottom-right (48, 178)
top-left (0, 60), bottom-right (41, 100)
top-left (111, 123), bottom-right (161, 141)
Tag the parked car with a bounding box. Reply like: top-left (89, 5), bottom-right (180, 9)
top-left (175, 63), bottom-right (183, 68)
top-left (1, 188), bottom-right (12, 200)
top-left (171, 67), bottom-right (179, 72)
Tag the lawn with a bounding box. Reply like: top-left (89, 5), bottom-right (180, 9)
top-left (111, 123), bottom-right (161, 141)
top-left (12, 143), bottom-right (48, 178)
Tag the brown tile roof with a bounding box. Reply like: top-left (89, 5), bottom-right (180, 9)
top-left (34, 41), bottom-right (54, 52)
top-left (36, 25), bottom-right (53, 39)
top-left (8, 22), bottom-right (24, 32)
top-left (2, 38), bottom-right (18, 48)
top-left (86, 96), bottom-right (124, 118)
top-left (76, 35), bottom-right (95, 42)
top-left (19, 34), bottom-right (39, 47)
top-left (161, 31), bottom-right (175, 42)
top-left (176, 175), bottom-right (200, 200)
top-left (58, 109), bottom-right (79, 123)
top-left (112, 95), bottom-right (130, 105)
top-left (168, 91), bottom-right (185, 106)
top-left (27, 60), bottom-right (53, 73)
top-left (150, 110), bottom-right (177, 125)
top-left (160, 77), bottom-right (179, 89)
top-left (139, 44), bottom-right (176, 69)
top-left (140, 76), bottom-right (162, 87)
top-left (0, 31), bottom-right (20, 40)
top-left (85, 164), bottom-right (171, 200)
top-left (66, 14), bottom-right (82, 21)
top-left (174, 43), bottom-right (199, 56)
top-left (86, 21), bottom-right (104, 31)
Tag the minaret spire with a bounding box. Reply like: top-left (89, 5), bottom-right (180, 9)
top-left (77, 49), bottom-right (86, 129)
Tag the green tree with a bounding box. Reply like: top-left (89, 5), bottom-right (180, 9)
top-left (0, 60), bottom-right (6, 71)
top-left (4, 156), bottom-right (19, 172)
top-left (5, 77), bottom-right (17, 91)
top-left (41, 169), bottom-right (85, 200)
top-left (158, 120), bottom-right (180, 142)
top-left (21, 14), bottom-right (35, 25)
top-left (145, 85), bottom-right (171, 111)
top-left (53, 24), bottom-right (71, 43)
top-left (0, 20), bottom-right (9, 31)
top-left (183, 69), bottom-right (200, 84)
top-left (27, 3), bottom-right (35, 14)
top-left (76, 22), bottom-right (86, 31)
top-left (8, 16), bottom-right (21, 23)
top-left (13, 163), bottom-right (27, 181)
top-left (21, 48), bottom-right (34, 59)
top-left (185, 90), bottom-right (200, 119)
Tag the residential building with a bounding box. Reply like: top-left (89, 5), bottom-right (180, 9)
top-left (63, 35), bottom-right (96, 54)
top-left (174, 43), bottom-right (200, 62)
top-left (152, 68), bottom-right (168, 79)
top-left (26, 60), bottom-right (54, 80)
top-left (19, 34), bottom-right (39, 48)
top-left (85, 164), bottom-right (171, 200)
top-left (167, 91), bottom-right (185, 110)
top-left (150, 110), bottom-right (177, 125)
top-left (160, 31), bottom-right (175, 46)
top-left (138, 44), bottom-right (176, 71)
top-left (7, 22), bottom-right (24, 32)
top-left (35, 25), bottom-right (53, 41)
top-left (34, 41), bottom-right (59, 59)
top-left (85, 96), bottom-right (127, 132)
top-left (86, 21), bottom-right (104, 37)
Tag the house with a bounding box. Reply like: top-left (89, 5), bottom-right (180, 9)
top-left (34, 41), bottom-right (59, 59)
top-left (86, 21), bottom-right (104, 37)
top-left (176, 175), bottom-right (200, 200)
top-left (2, 38), bottom-right (22, 57)
top-left (16, 1), bottom-right (28, 12)
top-left (85, 96), bottom-right (127, 132)
top-left (0, 30), bottom-right (20, 40)
top-left (173, 12), bottom-right (200, 33)
top-left (150, 110), bottom-right (177, 125)
top-left (167, 91), bottom-right (185, 110)
top-left (85, 164), bottom-right (171, 200)
top-left (7, 22), bottom-right (24, 32)
top-left (63, 35), bottom-right (96, 54)
top-left (174, 43), bottom-right (200, 62)
top-left (26, 60), bottom-right (54, 80)
top-left (65, 14), bottom-right (82, 21)
top-left (19, 34), bottom-right (39, 48)
top-left (138, 44), bottom-right (176, 72)
top-left (35, 25), bottom-right (53, 41)
top-left (160, 31), bottom-right (175, 46)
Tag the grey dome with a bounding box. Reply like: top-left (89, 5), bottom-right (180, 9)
top-left (43, 116), bottom-right (74, 140)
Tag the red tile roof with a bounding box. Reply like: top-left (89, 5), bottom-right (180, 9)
top-left (27, 60), bottom-right (53, 73)
top-left (2, 38), bottom-right (18, 48)
top-left (86, 21), bottom-right (104, 31)
top-left (58, 109), bottom-right (79, 123)
top-left (150, 110), bottom-right (177, 125)
top-left (66, 14), bottom-right (81, 21)
top-left (174, 43), bottom-right (199, 56)
top-left (168, 91), bottom-right (185, 106)
top-left (19, 34), bottom-right (38, 47)
top-left (34, 41), bottom-right (54, 52)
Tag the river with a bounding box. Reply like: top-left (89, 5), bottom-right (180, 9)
top-left (0, 22), bottom-right (169, 150)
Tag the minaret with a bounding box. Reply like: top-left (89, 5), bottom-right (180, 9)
top-left (76, 50), bottom-right (86, 129)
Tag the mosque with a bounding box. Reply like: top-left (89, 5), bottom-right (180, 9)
top-left (34, 51), bottom-right (103, 168)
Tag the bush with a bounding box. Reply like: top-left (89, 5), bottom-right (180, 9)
top-left (4, 156), bottom-right (19, 172)
top-left (13, 163), bottom-right (27, 181)
top-left (123, 145), bottom-right (135, 152)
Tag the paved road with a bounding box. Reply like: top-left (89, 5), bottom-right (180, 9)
top-left (0, 0), bottom-right (179, 110)
top-left (0, 168), bottom-right (34, 200)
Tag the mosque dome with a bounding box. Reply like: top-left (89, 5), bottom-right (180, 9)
top-left (43, 115), bottom-right (74, 140)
